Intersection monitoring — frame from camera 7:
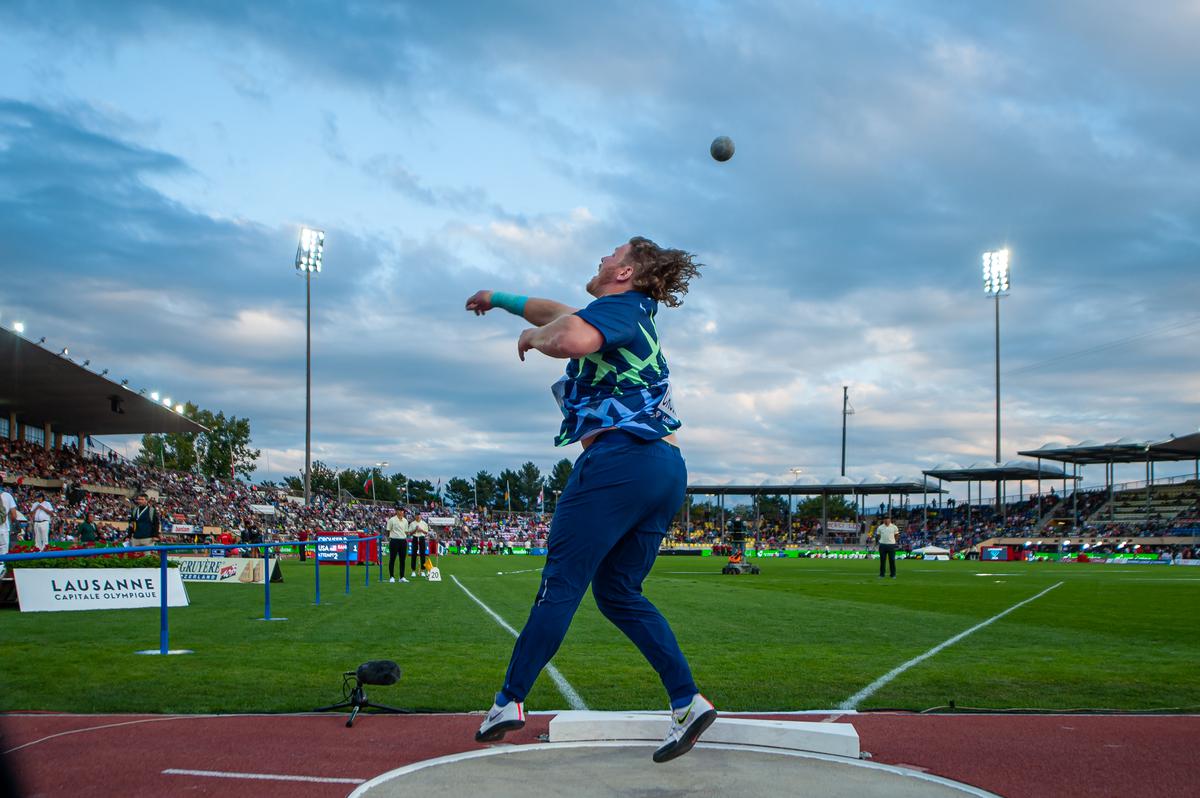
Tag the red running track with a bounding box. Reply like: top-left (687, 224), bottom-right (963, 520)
top-left (2, 711), bottom-right (1196, 798)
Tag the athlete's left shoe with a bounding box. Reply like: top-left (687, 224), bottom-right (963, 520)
top-left (653, 694), bottom-right (717, 763)
top-left (475, 699), bottom-right (525, 743)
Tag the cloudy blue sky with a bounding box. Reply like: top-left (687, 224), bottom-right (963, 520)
top-left (1, 1), bottom-right (1197, 496)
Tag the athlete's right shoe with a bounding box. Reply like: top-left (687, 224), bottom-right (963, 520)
top-left (389, 577), bottom-right (396, 583)
top-left (474, 699), bottom-right (525, 743)
top-left (653, 694), bottom-right (717, 763)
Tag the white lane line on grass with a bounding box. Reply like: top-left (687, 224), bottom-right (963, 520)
top-left (163, 768), bottom-right (364, 785)
top-left (838, 581), bottom-right (1064, 711)
top-left (451, 575), bottom-right (587, 711)
top-left (494, 567), bottom-right (544, 576)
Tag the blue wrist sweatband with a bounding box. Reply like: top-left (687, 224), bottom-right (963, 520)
top-left (491, 291), bottom-right (528, 317)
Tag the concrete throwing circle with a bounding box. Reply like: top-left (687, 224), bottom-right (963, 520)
top-left (352, 742), bottom-right (999, 798)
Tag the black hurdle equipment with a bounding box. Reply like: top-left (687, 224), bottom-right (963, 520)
top-left (313, 660), bottom-right (412, 726)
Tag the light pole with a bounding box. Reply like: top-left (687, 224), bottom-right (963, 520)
top-left (983, 248), bottom-right (1010, 511)
top-left (374, 461), bottom-right (388, 503)
top-left (840, 387), bottom-right (854, 476)
top-left (296, 227), bottom-right (325, 507)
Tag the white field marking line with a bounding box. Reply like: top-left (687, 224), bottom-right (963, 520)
top-left (451, 574), bottom-right (587, 711)
top-left (4, 715), bottom-right (188, 753)
top-left (349, 741), bottom-right (1000, 798)
top-left (163, 768), bottom-right (364, 785)
top-left (839, 581), bottom-right (1065, 711)
top-left (494, 567), bottom-right (544, 575)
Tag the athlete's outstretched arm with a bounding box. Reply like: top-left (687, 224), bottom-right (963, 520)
top-left (517, 315), bottom-right (602, 361)
top-left (465, 290), bottom-right (577, 326)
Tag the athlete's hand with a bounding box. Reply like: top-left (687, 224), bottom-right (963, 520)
top-left (517, 328), bottom-right (538, 361)
top-left (465, 290), bottom-right (494, 315)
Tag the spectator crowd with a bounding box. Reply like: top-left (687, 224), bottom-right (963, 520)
top-left (1, 437), bottom-right (1196, 559)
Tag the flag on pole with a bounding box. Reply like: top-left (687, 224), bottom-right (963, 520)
top-left (505, 481), bottom-right (511, 512)
top-left (363, 477), bottom-right (373, 494)
top-left (537, 487), bottom-right (544, 507)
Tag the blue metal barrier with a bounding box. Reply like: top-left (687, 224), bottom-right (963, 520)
top-left (0, 534), bottom-right (383, 654)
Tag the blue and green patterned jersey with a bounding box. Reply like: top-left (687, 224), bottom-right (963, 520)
top-left (552, 291), bottom-right (680, 447)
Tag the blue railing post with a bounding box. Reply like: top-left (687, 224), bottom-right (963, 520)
top-left (256, 542), bottom-right (287, 622)
top-left (365, 535), bottom-right (370, 587)
top-left (377, 535), bottom-right (383, 583)
top-left (345, 536), bottom-right (351, 594)
top-left (158, 544), bottom-right (168, 655)
top-left (314, 540), bottom-right (322, 606)
top-left (263, 543), bottom-right (272, 620)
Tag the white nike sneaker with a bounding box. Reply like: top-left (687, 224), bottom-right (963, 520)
top-left (399, 577), bottom-right (409, 583)
top-left (653, 694), bottom-right (717, 763)
top-left (411, 571), bottom-right (417, 578)
top-left (389, 577), bottom-right (396, 583)
top-left (475, 699), bottom-right (525, 743)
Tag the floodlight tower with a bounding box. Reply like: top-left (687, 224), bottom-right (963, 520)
top-left (296, 227), bottom-right (325, 506)
top-left (373, 461), bottom-right (388, 502)
top-left (983, 249), bottom-right (1010, 508)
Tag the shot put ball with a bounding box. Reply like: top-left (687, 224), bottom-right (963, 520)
top-left (710, 136), bottom-right (735, 162)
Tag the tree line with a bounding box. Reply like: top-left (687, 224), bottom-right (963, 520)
top-left (138, 401), bottom-right (260, 480)
top-left (135, 402), bottom-right (865, 521)
top-left (280, 458), bottom-right (575, 511)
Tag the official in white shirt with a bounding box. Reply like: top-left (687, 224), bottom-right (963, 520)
top-left (385, 507), bottom-right (410, 583)
top-left (30, 491), bottom-right (56, 552)
top-left (0, 480), bottom-right (18, 577)
top-left (876, 516), bottom-right (899, 578)
top-left (409, 511), bottom-right (430, 577)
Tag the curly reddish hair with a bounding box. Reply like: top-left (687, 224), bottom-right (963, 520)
top-left (626, 236), bottom-right (702, 307)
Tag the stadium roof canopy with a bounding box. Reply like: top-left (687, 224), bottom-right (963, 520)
top-left (687, 478), bottom-right (945, 496)
top-left (0, 327), bottom-right (205, 436)
top-left (1017, 433), bottom-right (1200, 466)
top-left (922, 460), bottom-right (1078, 482)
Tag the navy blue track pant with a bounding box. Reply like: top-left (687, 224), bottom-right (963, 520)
top-left (500, 431), bottom-right (698, 706)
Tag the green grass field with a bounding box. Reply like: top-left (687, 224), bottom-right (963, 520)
top-left (2, 556), bottom-right (1198, 714)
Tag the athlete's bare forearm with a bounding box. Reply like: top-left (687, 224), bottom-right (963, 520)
top-left (521, 297), bottom-right (578, 326)
top-left (465, 290), bottom-right (577, 326)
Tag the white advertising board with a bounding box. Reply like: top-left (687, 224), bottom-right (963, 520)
top-left (14, 568), bottom-right (189, 612)
top-left (174, 556), bottom-right (274, 583)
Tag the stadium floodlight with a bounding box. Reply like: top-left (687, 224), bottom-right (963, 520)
top-left (296, 226), bottom-right (327, 507)
top-left (150, 391), bottom-right (160, 401)
top-left (175, 404), bottom-right (184, 413)
top-left (162, 397), bottom-right (172, 407)
top-left (295, 227), bottom-right (325, 273)
top-left (371, 461), bottom-right (389, 502)
top-left (982, 249), bottom-right (1010, 295)
top-left (13, 322), bottom-right (24, 333)
top-left (59, 347), bottom-right (69, 356)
